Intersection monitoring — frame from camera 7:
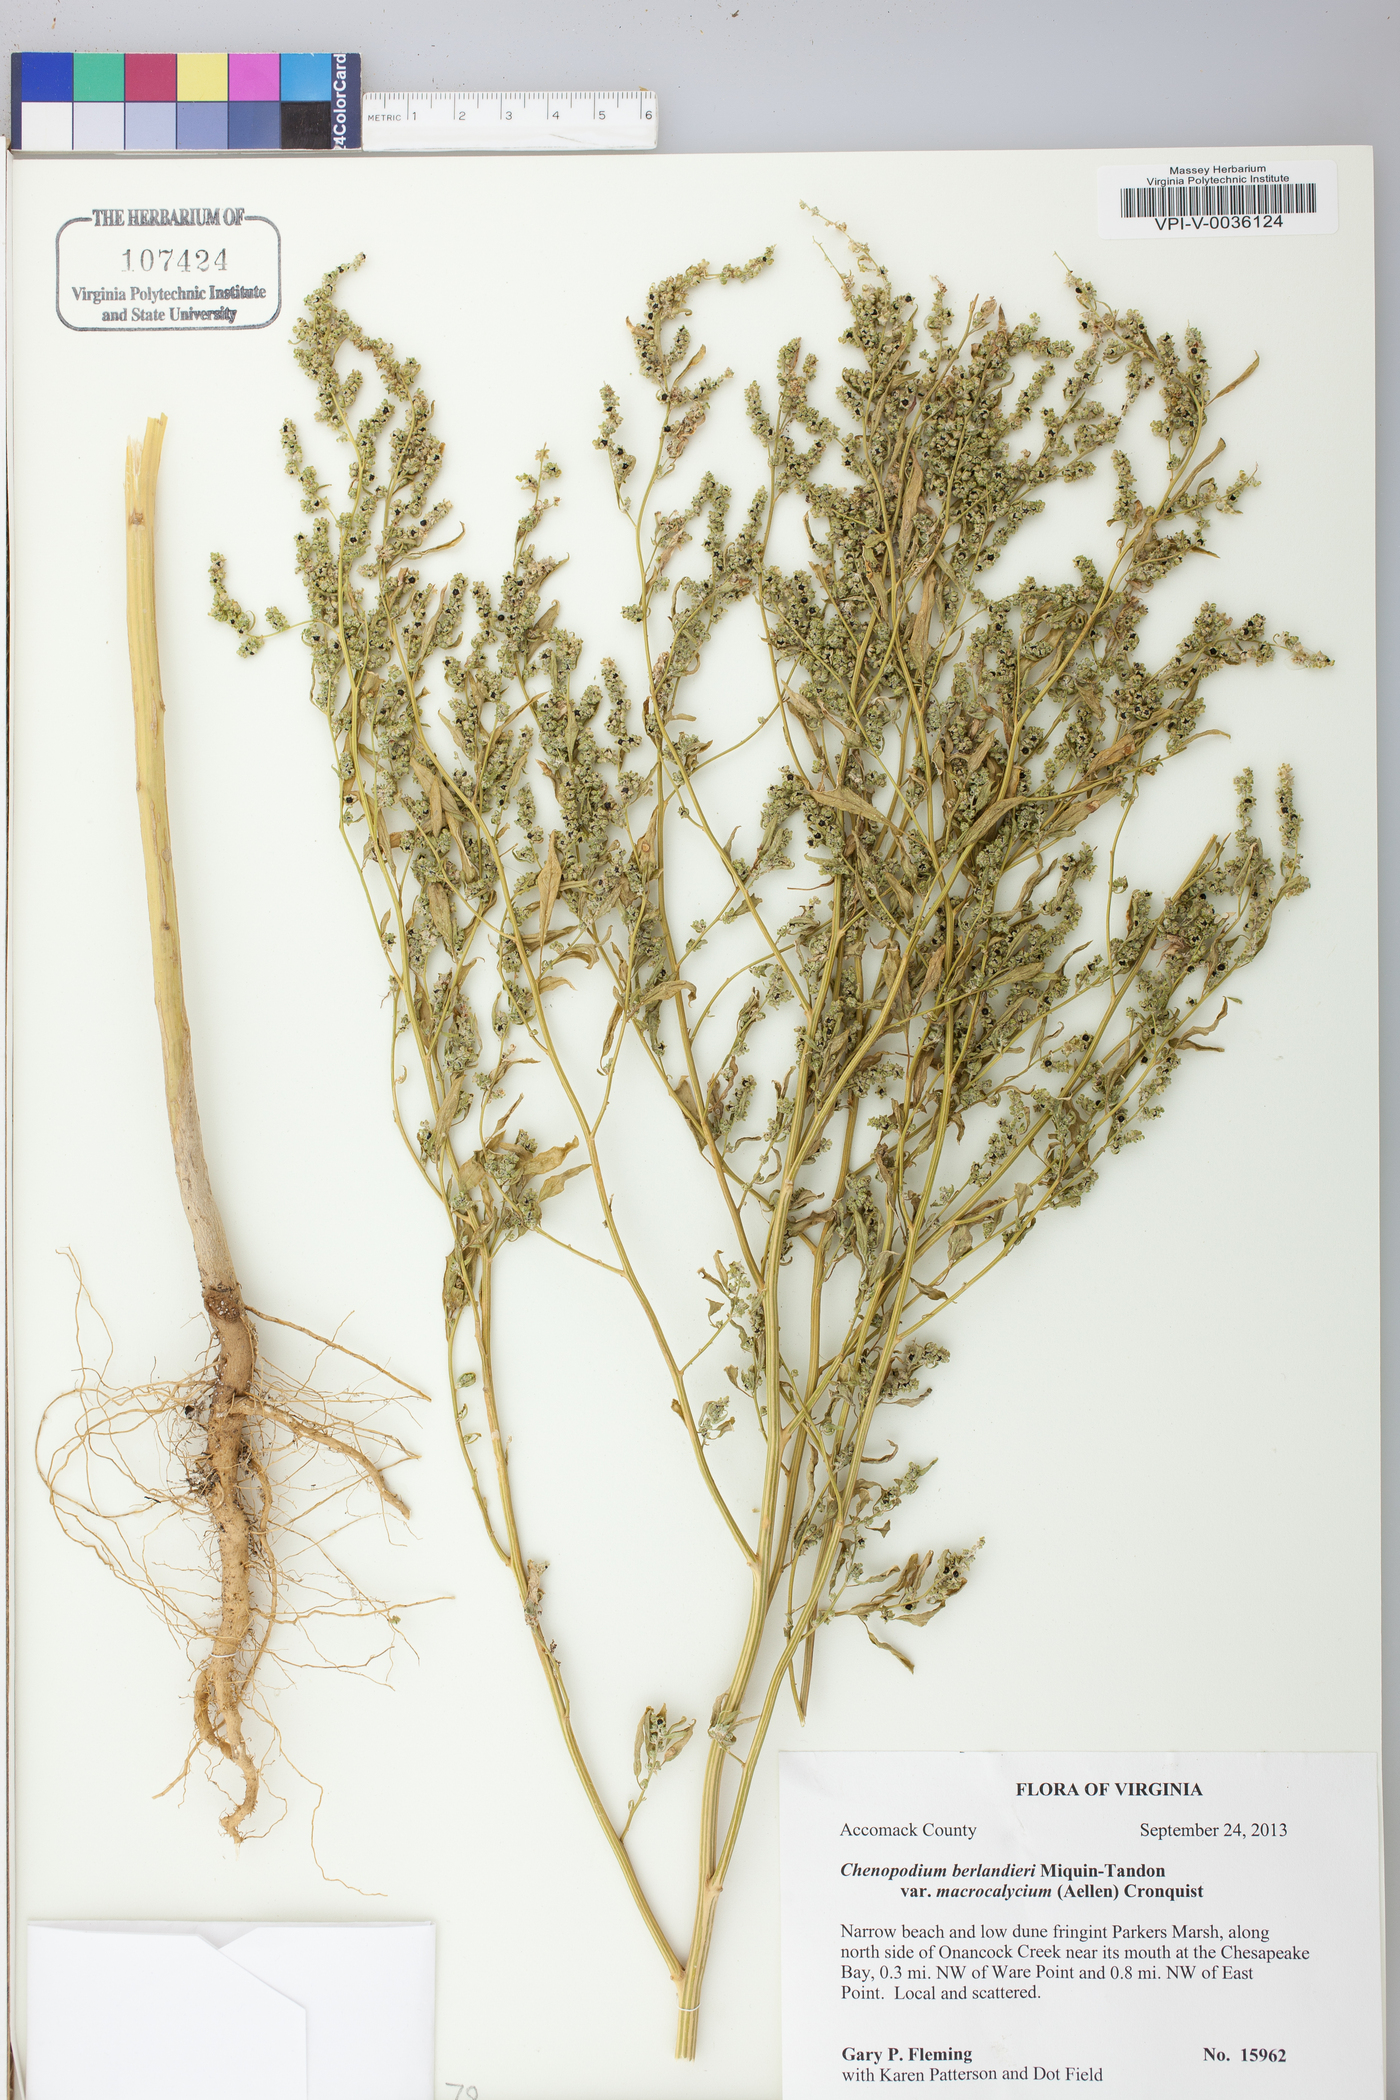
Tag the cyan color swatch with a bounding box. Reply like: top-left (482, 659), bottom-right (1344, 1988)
top-left (279, 51), bottom-right (332, 101)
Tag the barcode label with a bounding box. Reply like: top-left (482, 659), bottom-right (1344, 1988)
top-left (1099, 159), bottom-right (1337, 239)
top-left (1120, 180), bottom-right (1317, 219)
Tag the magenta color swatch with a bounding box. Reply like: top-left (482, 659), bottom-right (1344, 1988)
top-left (228, 53), bottom-right (280, 101)
top-left (124, 51), bottom-right (177, 100)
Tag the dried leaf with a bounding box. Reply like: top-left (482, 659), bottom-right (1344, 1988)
top-left (897, 456), bottom-right (924, 558)
top-left (431, 1072), bottom-right (465, 1145)
top-left (539, 1162), bottom-right (590, 1202)
top-left (520, 922), bottom-right (579, 954)
top-left (861, 1625), bottom-right (916, 1671)
top-left (1212, 353), bottom-right (1259, 402)
top-left (523, 1140), bottom-right (578, 1177)
top-left (538, 832), bottom-right (562, 943)
top-left (660, 1715), bottom-right (695, 1763)
top-left (811, 784), bottom-right (883, 824)
top-left (956, 795), bottom-right (1025, 853)
top-left (915, 944), bottom-right (945, 1000)
top-left (426, 884), bottom-right (455, 947)
top-left (909, 574), bottom-right (937, 665)
top-left (673, 1076), bottom-right (707, 1150)
top-left (1086, 735), bottom-right (1135, 777)
top-left (630, 977), bottom-right (695, 1012)
top-left (410, 756), bottom-right (444, 834)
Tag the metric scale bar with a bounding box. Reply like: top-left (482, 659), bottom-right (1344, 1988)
top-left (362, 89), bottom-right (657, 152)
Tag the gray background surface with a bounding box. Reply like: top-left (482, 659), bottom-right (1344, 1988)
top-left (6, 0), bottom-right (1397, 2083)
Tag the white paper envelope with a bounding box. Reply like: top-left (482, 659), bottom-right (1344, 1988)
top-left (26, 1921), bottom-right (435, 2100)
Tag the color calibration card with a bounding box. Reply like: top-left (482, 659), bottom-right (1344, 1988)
top-left (11, 53), bottom-right (360, 151)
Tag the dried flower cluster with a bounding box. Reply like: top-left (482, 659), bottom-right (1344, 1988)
top-left (214, 213), bottom-right (1325, 2054)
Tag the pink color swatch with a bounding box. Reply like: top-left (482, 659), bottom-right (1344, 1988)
top-left (228, 52), bottom-right (279, 100)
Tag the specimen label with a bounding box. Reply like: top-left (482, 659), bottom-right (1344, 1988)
top-left (780, 1751), bottom-right (1381, 2097)
top-left (1096, 161), bottom-right (1338, 238)
top-left (55, 206), bottom-right (280, 330)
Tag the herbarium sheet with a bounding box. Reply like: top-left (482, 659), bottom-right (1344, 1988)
top-left (6, 147), bottom-right (1377, 2097)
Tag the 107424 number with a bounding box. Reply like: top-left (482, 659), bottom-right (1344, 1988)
top-left (120, 246), bottom-right (227, 273)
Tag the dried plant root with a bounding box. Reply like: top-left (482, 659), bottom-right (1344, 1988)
top-left (39, 1265), bottom-right (425, 1845)
top-left (39, 418), bottom-right (425, 1842)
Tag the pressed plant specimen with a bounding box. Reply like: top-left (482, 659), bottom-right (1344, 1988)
top-left (39, 418), bottom-right (422, 1848)
top-left (214, 219), bottom-right (1325, 2048)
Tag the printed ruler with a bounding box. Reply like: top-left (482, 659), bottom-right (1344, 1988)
top-left (361, 89), bottom-right (656, 152)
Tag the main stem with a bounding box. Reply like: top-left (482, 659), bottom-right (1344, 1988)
top-left (126, 417), bottom-right (261, 1839)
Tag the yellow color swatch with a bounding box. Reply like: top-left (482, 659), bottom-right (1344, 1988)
top-left (177, 52), bottom-right (228, 101)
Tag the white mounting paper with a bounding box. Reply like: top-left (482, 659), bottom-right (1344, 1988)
top-left (6, 146), bottom-right (1377, 2100)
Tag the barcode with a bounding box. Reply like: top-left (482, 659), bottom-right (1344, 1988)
top-left (1119, 182), bottom-right (1318, 220)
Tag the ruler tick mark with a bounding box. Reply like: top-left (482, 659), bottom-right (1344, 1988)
top-left (362, 87), bottom-right (657, 152)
